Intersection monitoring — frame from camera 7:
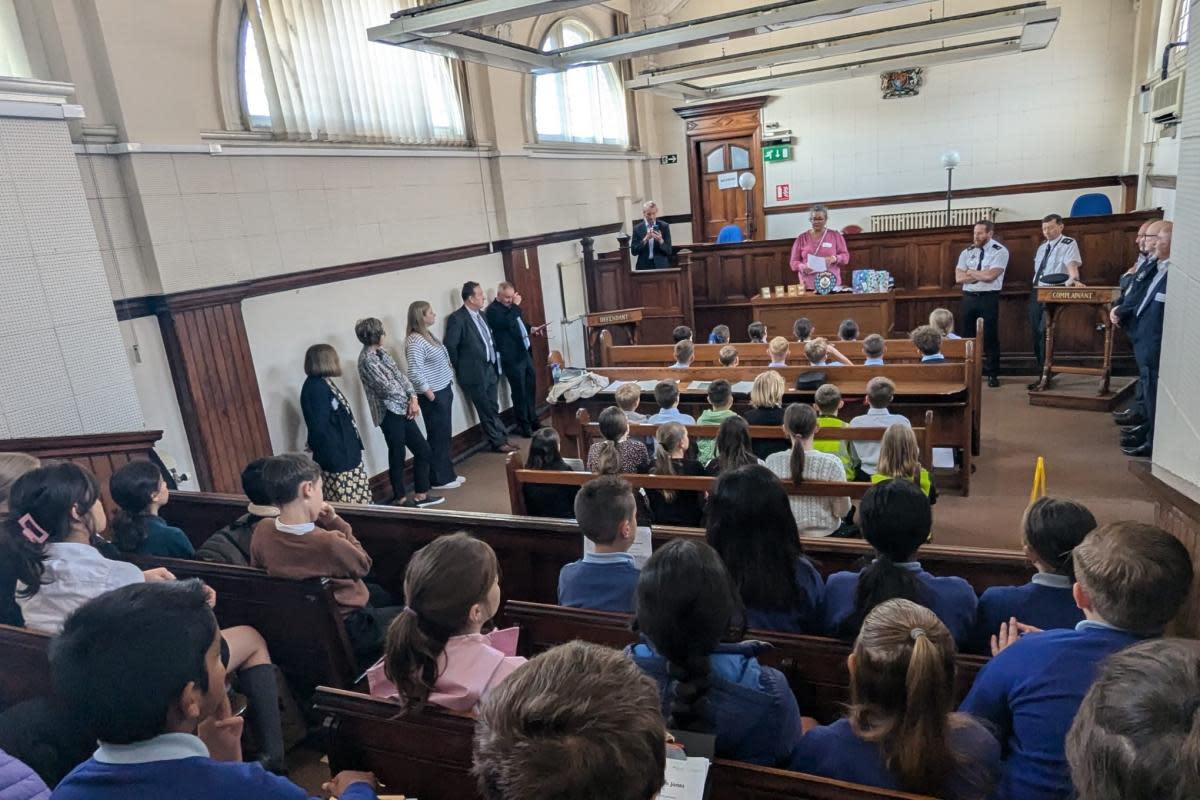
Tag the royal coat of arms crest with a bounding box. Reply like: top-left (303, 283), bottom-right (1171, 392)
top-left (881, 67), bottom-right (923, 99)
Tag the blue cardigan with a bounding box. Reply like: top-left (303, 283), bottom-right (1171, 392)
top-left (743, 558), bottom-right (825, 635)
top-left (959, 623), bottom-right (1144, 800)
top-left (628, 640), bottom-right (802, 767)
top-left (135, 516), bottom-right (195, 559)
top-left (970, 577), bottom-right (1083, 654)
top-left (300, 376), bottom-right (364, 474)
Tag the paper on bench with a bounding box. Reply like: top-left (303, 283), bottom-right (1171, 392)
top-left (583, 524), bottom-right (652, 569)
top-left (730, 380), bottom-right (754, 394)
top-left (598, 380), bottom-right (628, 394)
top-left (638, 379), bottom-right (660, 391)
top-left (687, 381), bottom-right (712, 391)
top-left (933, 447), bottom-right (954, 469)
top-left (660, 754), bottom-right (710, 800)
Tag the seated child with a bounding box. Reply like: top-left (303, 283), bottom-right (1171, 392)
top-left (647, 380), bottom-right (695, 425)
top-left (251, 453), bottom-right (401, 668)
top-left (764, 404), bottom-right (850, 537)
top-left (707, 465), bottom-right (824, 632)
top-left (558, 476), bottom-right (641, 612)
top-left (871, 424), bottom-right (937, 503)
top-left (614, 382), bottom-right (648, 422)
top-left (747, 321), bottom-right (767, 343)
top-left (930, 308), bottom-right (961, 339)
top-left (696, 380), bottom-right (740, 464)
top-left (646, 423), bottom-right (706, 527)
top-left (718, 345), bottom-right (739, 367)
top-left (838, 318), bottom-right (859, 342)
top-left (822, 480), bottom-right (976, 648)
top-left (971, 497), bottom-right (1094, 654)
top-left (793, 317), bottom-right (814, 342)
top-left (1067, 638), bottom-right (1200, 800)
top-left (109, 460), bottom-right (194, 558)
top-left (49, 581), bottom-right (378, 800)
top-left (805, 337), bottom-right (854, 367)
top-left (743, 370), bottom-right (787, 460)
top-left (669, 339), bottom-right (694, 369)
top-left (961, 522), bottom-right (1193, 800)
top-left (794, 599), bottom-right (1000, 798)
top-left (586, 407), bottom-right (651, 474)
top-left (195, 459), bottom-right (278, 565)
top-left (767, 336), bottom-right (790, 367)
top-left (849, 377), bottom-right (912, 478)
top-left (911, 325), bottom-right (946, 362)
top-left (367, 534), bottom-right (524, 712)
top-left (708, 324), bottom-right (731, 344)
top-left (861, 333), bottom-right (886, 366)
top-left (704, 416), bottom-right (760, 476)
top-left (628, 538), bottom-right (803, 766)
top-left (521, 428), bottom-right (579, 519)
top-left (474, 641), bottom-right (667, 800)
top-left (672, 325), bottom-right (692, 343)
top-left (812, 383), bottom-right (855, 479)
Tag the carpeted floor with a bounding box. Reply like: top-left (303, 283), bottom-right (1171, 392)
top-left (431, 375), bottom-right (1154, 551)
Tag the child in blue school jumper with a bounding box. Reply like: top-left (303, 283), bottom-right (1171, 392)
top-left (627, 538), bottom-right (804, 767)
top-left (970, 496), bottom-right (1095, 654)
top-left (109, 460), bottom-right (195, 559)
top-left (793, 599), bottom-right (1000, 798)
top-left (49, 580), bottom-right (380, 800)
top-left (960, 521), bottom-right (1193, 800)
top-left (821, 480), bottom-right (976, 648)
top-left (705, 465), bottom-right (824, 634)
top-left (911, 325), bottom-right (947, 363)
top-left (557, 476), bottom-right (640, 613)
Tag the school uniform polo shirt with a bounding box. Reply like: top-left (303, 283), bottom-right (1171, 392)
top-left (959, 620), bottom-right (1145, 800)
top-left (648, 407), bottom-right (696, 425)
top-left (970, 573), bottom-right (1083, 654)
top-left (862, 357), bottom-right (885, 366)
top-left (921, 353), bottom-right (946, 362)
top-left (557, 551), bottom-right (639, 613)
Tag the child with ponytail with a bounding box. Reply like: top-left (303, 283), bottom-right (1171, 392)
top-left (793, 598), bottom-right (999, 798)
top-left (586, 406), bottom-right (650, 475)
top-left (645, 422), bottom-right (705, 527)
top-left (763, 403), bottom-right (850, 537)
top-left (627, 538), bottom-right (804, 767)
top-left (821, 480), bottom-right (976, 647)
top-left (368, 533), bottom-right (524, 713)
top-left (109, 460), bottom-right (194, 557)
top-left (970, 496), bottom-right (1094, 654)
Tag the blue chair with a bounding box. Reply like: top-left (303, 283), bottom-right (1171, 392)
top-left (716, 224), bottom-right (745, 243)
top-left (1069, 193), bottom-right (1113, 217)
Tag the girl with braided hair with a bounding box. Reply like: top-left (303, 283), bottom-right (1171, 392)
top-left (627, 538), bottom-right (804, 766)
top-left (367, 533), bottom-right (524, 713)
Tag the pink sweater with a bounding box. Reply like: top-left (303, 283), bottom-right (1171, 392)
top-left (366, 626), bottom-right (525, 713)
top-left (789, 229), bottom-right (849, 290)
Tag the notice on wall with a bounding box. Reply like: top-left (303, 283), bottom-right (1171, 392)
top-left (776, 184), bottom-right (791, 201)
top-left (717, 171), bottom-right (739, 190)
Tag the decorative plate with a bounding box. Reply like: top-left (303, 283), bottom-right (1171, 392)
top-left (814, 272), bottom-right (837, 295)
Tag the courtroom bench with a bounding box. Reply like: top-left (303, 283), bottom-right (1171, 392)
top-left (315, 686), bottom-right (935, 800)
top-left (0, 624), bottom-right (53, 711)
top-left (161, 492), bottom-right (1032, 604)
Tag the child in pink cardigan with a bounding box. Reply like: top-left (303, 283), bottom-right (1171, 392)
top-left (366, 534), bottom-right (525, 713)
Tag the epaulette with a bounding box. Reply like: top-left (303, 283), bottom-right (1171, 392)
top-left (1062, 236), bottom-right (1074, 243)
top-left (990, 242), bottom-right (1002, 250)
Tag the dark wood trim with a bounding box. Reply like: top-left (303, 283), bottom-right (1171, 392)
top-left (492, 222), bottom-right (623, 252)
top-left (1130, 461), bottom-right (1200, 524)
top-left (0, 429), bottom-right (163, 457)
top-left (764, 175), bottom-right (1139, 216)
top-left (672, 95), bottom-right (770, 120)
top-left (1148, 174), bottom-right (1178, 189)
top-left (629, 212), bottom-right (692, 229)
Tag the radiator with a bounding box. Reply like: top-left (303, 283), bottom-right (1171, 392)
top-left (870, 206), bottom-right (998, 232)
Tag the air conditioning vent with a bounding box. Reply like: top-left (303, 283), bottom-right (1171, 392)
top-left (1151, 73), bottom-right (1185, 123)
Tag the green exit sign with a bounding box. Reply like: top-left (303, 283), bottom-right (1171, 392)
top-left (763, 144), bottom-right (792, 162)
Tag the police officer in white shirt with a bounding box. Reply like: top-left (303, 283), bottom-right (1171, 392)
top-left (955, 220), bottom-right (1008, 387)
top-left (1028, 213), bottom-right (1084, 389)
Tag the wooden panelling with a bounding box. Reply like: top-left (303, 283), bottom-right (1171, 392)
top-left (158, 301), bottom-right (273, 493)
top-left (501, 246), bottom-right (551, 405)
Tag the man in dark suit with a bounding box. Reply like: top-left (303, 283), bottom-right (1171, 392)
top-left (486, 281), bottom-right (544, 437)
top-left (631, 200), bottom-right (673, 270)
top-left (444, 281), bottom-right (516, 453)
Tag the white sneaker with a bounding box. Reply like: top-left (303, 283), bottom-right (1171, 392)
top-left (433, 477), bottom-right (465, 490)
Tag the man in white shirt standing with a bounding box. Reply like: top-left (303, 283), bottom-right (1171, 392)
top-left (1028, 213), bottom-right (1084, 389)
top-left (955, 220), bottom-right (1009, 387)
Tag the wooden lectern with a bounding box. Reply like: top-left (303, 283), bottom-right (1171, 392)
top-left (584, 307), bottom-right (643, 364)
top-left (1030, 285), bottom-right (1133, 411)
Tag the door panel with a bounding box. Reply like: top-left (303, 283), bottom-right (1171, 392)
top-left (696, 136), bottom-right (755, 243)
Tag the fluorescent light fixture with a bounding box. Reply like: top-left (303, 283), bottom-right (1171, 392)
top-left (370, 0), bottom-right (597, 46)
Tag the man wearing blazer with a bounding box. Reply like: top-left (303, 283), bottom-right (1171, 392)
top-left (444, 281), bottom-right (516, 453)
top-left (486, 281), bottom-right (543, 437)
top-left (631, 200), bottom-right (673, 270)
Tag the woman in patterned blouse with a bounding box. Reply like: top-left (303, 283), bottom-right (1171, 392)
top-left (405, 301), bottom-right (463, 490)
top-left (354, 317), bottom-right (443, 508)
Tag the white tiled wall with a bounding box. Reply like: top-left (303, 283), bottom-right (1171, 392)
top-left (0, 116), bottom-right (144, 438)
top-left (77, 154), bottom-right (158, 299)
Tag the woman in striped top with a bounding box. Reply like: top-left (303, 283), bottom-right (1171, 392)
top-left (406, 301), bottom-right (463, 490)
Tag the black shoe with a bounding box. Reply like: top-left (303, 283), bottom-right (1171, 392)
top-left (1121, 423), bottom-right (1150, 437)
top-left (1121, 441), bottom-right (1153, 457)
top-left (1113, 409), bottom-right (1145, 425)
top-left (987, 376), bottom-right (1001, 388)
top-left (1027, 380), bottom-right (1042, 391)
top-left (1121, 433), bottom-right (1147, 448)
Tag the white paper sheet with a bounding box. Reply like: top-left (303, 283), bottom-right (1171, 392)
top-left (717, 171), bottom-right (738, 190)
top-left (730, 381), bottom-right (755, 394)
top-left (807, 254), bottom-right (828, 272)
top-left (660, 756), bottom-right (711, 800)
top-left (583, 524), bottom-right (653, 569)
top-left (687, 381), bottom-right (712, 391)
top-left (933, 447), bottom-right (955, 469)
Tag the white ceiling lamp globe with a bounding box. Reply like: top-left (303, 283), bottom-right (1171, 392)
top-left (738, 172), bottom-right (757, 190)
top-left (940, 150), bottom-right (961, 169)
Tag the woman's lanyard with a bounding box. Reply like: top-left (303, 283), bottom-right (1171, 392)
top-left (811, 228), bottom-right (829, 255)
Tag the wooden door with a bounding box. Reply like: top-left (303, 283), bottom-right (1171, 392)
top-left (698, 138), bottom-right (754, 242)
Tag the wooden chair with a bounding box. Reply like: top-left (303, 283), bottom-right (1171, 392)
top-left (0, 624), bottom-right (53, 711)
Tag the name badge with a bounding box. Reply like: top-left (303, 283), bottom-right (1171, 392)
top-left (331, 398), bottom-right (340, 410)
top-left (821, 242), bottom-right (832, 248)
top-left (1154, 292), bottom-right (1166, 303)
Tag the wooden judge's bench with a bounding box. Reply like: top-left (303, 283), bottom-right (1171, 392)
top-left (750, 291), bottom-right (895, 338)
top-left (581, 210), bottom-right (1155, 371)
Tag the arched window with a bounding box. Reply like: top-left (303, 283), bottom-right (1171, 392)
top-left (0, 0), bottom-right (33, 79)
top-left (236, 0), bottom-right (467, 145)
top-left (534, 19), bottom-right (629, 146)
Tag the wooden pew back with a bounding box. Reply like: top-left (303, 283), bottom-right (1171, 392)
top-left (0, 624), bottom-right (53, 711)
top-left (599, 334), bottom-right (973, 367)
top-left (314, 686), bottom-right (931, 799)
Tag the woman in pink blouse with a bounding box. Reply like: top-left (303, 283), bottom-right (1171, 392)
top-left (789, 205), bottom-right (850, 290)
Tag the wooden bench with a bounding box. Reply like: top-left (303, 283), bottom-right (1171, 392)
top-left (123, 556), bottom-right (359, 692)
top-left (161, 493), bottom-right (1032, 605)
top-left (499, 600), bottom-right (986, 725)
top-left (0, 624), bottom-right (53, 711)
top-left (314, 686), bottom-right (932, 800)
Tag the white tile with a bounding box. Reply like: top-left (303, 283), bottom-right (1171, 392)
top-left (277, 232), bottom-right (313, 272)
top-left (270, 190), bottom-right (304, 233)
top-left (0, 329), bottom-right (76, 416)
top-left (298, 188), bottom-right (330, 228)
top-left (55, 319), bottom-right (135, 399)
top-left (16, 181), bottom-right (98, 257)
top-left (129, 155), bottom-right (180, 197)
top-left (0, 253), bottom-right (51, 334)
top-left (182, 193), bottom-right (242, 241)
top-left (36, 249), bottom-right (116, 327)
top-left (286, 158), bottom-right (325, 190)
top-left (87, 156), bottom-right (126, 199)
top-left (0, 180), bottom-right (31, 261)
top-left (0, 413), bottom-right (9, 439)
top-left (237, 192), bottom-right (276, 236)
top-left (140, 194), bottom-right (189, 244)
top-left (94, 197), bottom-right (140, 250)
top-left (76, 381), bottom-right (145, 434)
top-left (147, 241), bottom-right (196, 289)
top-left (4, 398), bottom-right (83, 438)
top-left (76, 155), bottom-right (98, 199)
top-left (193, 238), bottom-right (253, 285)
top-left (231, 156), bottom-right (267, 193)
top-left (327, 189), bottom-right (358, 228)
top-left (245, 233), bottom-right (283, 275)
top-left (173, 155), bottom-right (235, 194)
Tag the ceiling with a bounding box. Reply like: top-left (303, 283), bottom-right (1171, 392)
top-left (367, 0), bottom-right (1061, 100)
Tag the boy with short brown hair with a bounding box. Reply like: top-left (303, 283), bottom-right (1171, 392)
top-left (812, 384), bottom-right (853, 479)
top-left (670, 340), bottom-right (694, 369)
top-left (614, 382), bottom-right (647, 422)
top-left (718, 345), bottom-right (739, 367)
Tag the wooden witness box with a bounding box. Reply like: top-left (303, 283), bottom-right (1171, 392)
top-left (584, 306), bottom-right (643, 363)
top-left (1032, 285), bottom-right (1126, 407)
top-left (750, 291), bottom-right (895, 340)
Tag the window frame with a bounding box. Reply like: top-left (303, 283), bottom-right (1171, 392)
top-left (237, 6), bottom-right (272, 132)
